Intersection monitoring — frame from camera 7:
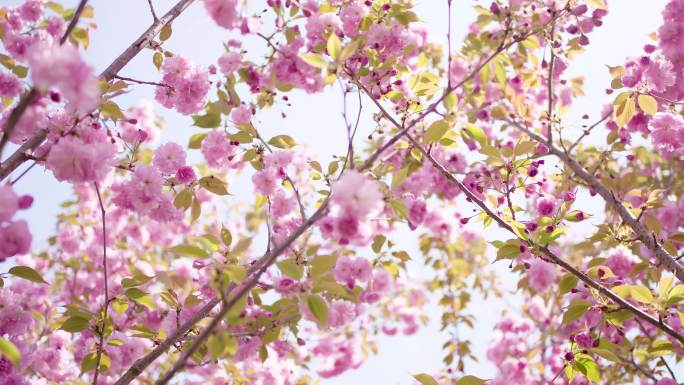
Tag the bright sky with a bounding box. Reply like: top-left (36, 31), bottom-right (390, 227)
top-left (5, 0), bottom-right (672, 384)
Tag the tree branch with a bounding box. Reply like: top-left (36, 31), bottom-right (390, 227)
top-left (60, 0), bottom-right (89, 45)
top-left (0, 0), bottom-right (197, 182)
top-left (357, 81), bottom-right (684, 347)
top-left (507, 119), bottom-right (684, 284)
top-left (91, 182), bottom-right (110, 385)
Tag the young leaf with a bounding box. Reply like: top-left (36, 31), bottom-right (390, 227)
top-left (268, 135), bottom-right (296, 149)
top-left (299, 53), bottom-right (326, 69)
top-left (124, 288), bottom-right (155, 309)
top-left (199, 176), bottom-right (229, 195)
top-left (159, 23), bottom-right (173, 41)
top-left (412, 373), bottom-right (439, 385)
top-left (60, 316), bottom-right (90, 333)
top-left (0, 337), bottom-right (20, 367)
top-left (327, 33), bottom-right (341, 59)
top-left (456, 376), bottom-right (487, 385)
top-left (306, 295), bottom-right (328, 324)
top-left (637, 94), bottom-right (657, 115)
top-left (9, 266), bottom-right (48, 284)
top-left (425, 120), bottom-right (449, 143)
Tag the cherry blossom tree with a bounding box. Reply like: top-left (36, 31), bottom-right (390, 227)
top-left (0, 0), bottom-right (683, 384)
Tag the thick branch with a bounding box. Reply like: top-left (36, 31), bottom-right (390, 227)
top-left (509, 120), bottom-right (684, 283)
top-left (0, 0), bottom-right (196, 182)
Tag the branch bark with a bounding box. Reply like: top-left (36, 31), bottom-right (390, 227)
top-left (509, 119), bottom-right (684, 284)
top-left (0, 0), bottom-right (197, 182)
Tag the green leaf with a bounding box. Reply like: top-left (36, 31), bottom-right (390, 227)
top-left (589, 348), bottom-right (619, 363)
top-left (559, 274), bottom-right (578, 295)
top-left (188, 133), bottom-right (207, 149)
top-left (9, 266), bottom-right (48, 284)
top-left (112, 299), bottom-right (128, 316)
top-left (124, 288), bottom-right (155, 309)
top-left (575, 353), bottom-right (600, 384)
top-left (169, 244), bottom-right (209, 259)
top-left (637, 94), bottom-right (657, 115)
top-left (192, 112), bottom-right (221, 128)
top-left (101, 100), bottom-right (125, 120)
top-left (199, 176), bottom-right (229, 195)
top-left (463, 124), bottom-right (488, 146)
top-left (412, 373), bottom-right (439, 385)
top-left (496, 243), bottom-right (520, 260)
top-left (268, 135), bottom-right (296, 149)
top-left (425, 120), bottom-right (449, 143)
top-left (299, 53), bottom-right (327, 69)
top-left (339, 40), bottom-right (360, 61)
top-left (277, 259), bottom-right (303, 280)
top-left (306, 295), bottom-right (328, 324)
top-left (173, 189), bottom-right (193, 210)
top-left (221, 225), bottom-right (232, 246)
top-left (153, 52), bottom-right (163, 70)
top-left (311, 255), bottom-right (337, 278)
top-left (0, 337), bottom-right (20, 367)
top-left (562, 300), bottom-right (592, 325)
top-left (456, 376), bottom-right (487, 385)
top-left (81, 351), bottom-right (110, 373)
top-left (159, 23), bottom-right (172, 41)
top-left (60, 316), bottom-right (90, 333)
top-left (629, 285), bottom-right (654, 304)
top-left (371, 235), bottom-right (386, 253)
top-left (327, 33), bottom-right (341, 59)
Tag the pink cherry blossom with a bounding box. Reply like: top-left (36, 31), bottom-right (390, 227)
top-left (28, 42), bottom-right (99, 114)
top-left (204, 0), bottom-right (239, 29)
top-left (153, 142), bottom-right (187, 174)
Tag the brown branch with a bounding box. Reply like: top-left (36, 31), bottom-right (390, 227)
top-left (567, 112), bottom-right (611, 153)
top-left (357, 81), bottom-right (684, 347)
top-left (114, 75), bottom-right (171, 88)
top-left (0, 0), bottom-right (197, 182)
top-left (153, 198), bottom-right (329, 384)
top-left (508, 119), bottom-right (684, 283)
top-left (147, 0), bottom-right (160, 22)
top-left (61, 0), bottom-right (89, 44)
top-left (91, 182), bottom-right (110, 385)
top-left (0, 88), bottom-right (38, 159)
top-left (546, 10), bottom-right (556, 144)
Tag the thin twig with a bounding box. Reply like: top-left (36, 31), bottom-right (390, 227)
top-left (507, 118), bottom-right (684, 283)
top-left (147, 0), bottom-right (159, 21)
top-left (91, 182), bottom-right (110, 385)
top-left (60, 0), bottom-right (89, 45)
top-left (254, 131), bottom-right (307, 221)
top-left (114, 75), bottom-right (171, 88)
top-left (567, 112), bottom-right (611, 153)
top-left (0, 88), bottom-right (38, 159)
top-left (546, 10), bottom-right (557, 144)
